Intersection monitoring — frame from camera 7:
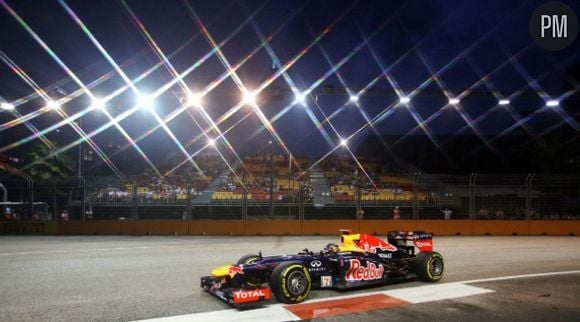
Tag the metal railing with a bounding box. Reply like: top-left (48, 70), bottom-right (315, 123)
top-left (1, 174), bottom-right (578, 221)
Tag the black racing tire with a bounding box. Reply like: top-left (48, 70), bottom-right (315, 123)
top-left (236, 254), bottom-right (260, 265)
top-left (270, 262), bottom-right (311, 304)
top-left (412, 251), bottom-right (444, 282)
top-left (236, 254), bottom-right (264, 287)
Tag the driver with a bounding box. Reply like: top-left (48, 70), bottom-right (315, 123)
top-left (324, 243), bottom-right (339, 254)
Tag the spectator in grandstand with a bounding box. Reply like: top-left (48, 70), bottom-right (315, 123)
top-left (59, 210), bottom-right (69, 221)
top-left (443, 208), bottom-right (452, 220)
top-left (3, 207), bottom-right (12, 221)
top-left (357, 208), bottom-right (364, 220)
top-left (477, 206), bottom-right (489, 219)
top-left (393, 206), bottom-right (400, 220)
top-left (86, 208), bottom-right (93, 220)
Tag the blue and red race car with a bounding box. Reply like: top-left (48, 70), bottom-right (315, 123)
top-left (201, 230), bottom-right (444, 307)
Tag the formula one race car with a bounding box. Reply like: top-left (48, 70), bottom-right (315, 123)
top-left (200, 230), bottom-right (444, 308)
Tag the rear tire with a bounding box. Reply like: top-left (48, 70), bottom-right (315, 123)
top-left (270, 262), bottom-right (311, 304)
top-left (413, 251), bottom-right (444, 282)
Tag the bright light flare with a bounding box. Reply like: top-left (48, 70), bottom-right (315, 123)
top-left (48, 100), bottom-right (61, 110)
top-left (187, 92), bottom-right (202, 107)
top-left (208, 138), bottom-right (216, 146)
top-left (349, 95), bottom-right (359, 102)
top-left (399, 96), bottom-right (411, 104)
top-left (92, 98), bottom-right (106, 110)
top-left (449, 98), bottom-right (460, 105)
top-left (498, 99), bottom-right (510, 106)
top-left (1, 102), bottom-right (15, 110)
top-left (340, 138), bottom-right (348, 146)
top-left (546, 100), bottom-right (559, 107)
top-left (295, 92), bottom-right (307, 105)
top-left (138, 94), bottom-right (154, 110)
top-left (242, 90), bottom-right (257, 106)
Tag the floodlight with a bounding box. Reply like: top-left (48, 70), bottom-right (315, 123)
top-left (400, 96), bottom-right (411, 104)
top-left (498, 99), bottom-right (510, 106)
top-left (92, 98), bottom-right (106, 110)
top-left (138, 94), bottom-right (154, 110)
top-left (48, 100), bottom-right (61, 110)
top-left (1, 102), bottom-right (15, 110)
top-left (349, 95), bottom-right (359, 102)
top-left (295, 92), bottom-right (307, 105)
top-left (449, 98), bottom-right (460, 105)
top-left (242, 90), bottom-right (257, 106)
top-left (340, 139), bottom-right (348, 146)
top-left (208, 138), bottom-right (216, 147)
top-left (546, 100), bottom-right (559, 107)
top-left (187, 92), bottom-right (202, 107)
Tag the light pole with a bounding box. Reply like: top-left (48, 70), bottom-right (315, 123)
top-left (77, 118), bottom-right (86, 221)
top-left (269, 140), bottom-right (274, 217)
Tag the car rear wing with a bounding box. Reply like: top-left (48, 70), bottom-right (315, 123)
top-left (387, 231), bottom-right (433, 252)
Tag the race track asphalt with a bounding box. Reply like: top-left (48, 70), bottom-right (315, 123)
top-left (0, 235), bottom-right (579, 321)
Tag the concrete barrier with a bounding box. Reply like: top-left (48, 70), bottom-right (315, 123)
top-left (189, 220), bottom-right (245, 235)
top-left (415, 220), bottom-right (473, 236)
top-left (244, 220), bottom-right (302, 235)
top-left (529, 220), bottom-right (580, 236)
top-left (473, 220), bottom-right (529, 236)
top-left (301, 220), bottom-right (359, 235)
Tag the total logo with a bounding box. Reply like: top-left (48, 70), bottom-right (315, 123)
top-left (232, 288), bottom-right (270, 304)
top-left (413, 239), bottom-right (433, 251)
top-left (345, 259), bottom-right (384, 281)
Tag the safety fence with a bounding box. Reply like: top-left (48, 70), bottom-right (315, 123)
top-left (2, 220), bottom-right (579, 236)
top-left (1, 174), bottom-right (579, 221)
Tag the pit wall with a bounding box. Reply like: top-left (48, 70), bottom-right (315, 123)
top-left (25, 220), bottom-right (580, 236)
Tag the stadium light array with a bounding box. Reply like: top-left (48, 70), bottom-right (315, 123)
top-left (546, 100), bottom-right (559, 107)
top-left (498, 99), bottom-right (510, 106)
top-left (399, 96), bottom-right (411, 104)
top-left (1, 102), bottom-right (15, 110)
top-left (187, 92), bottom-right (202, 107)
top-left (349, 95), bottom-right (359, 102)
top-left (449, 98), bottom-right (460, 105)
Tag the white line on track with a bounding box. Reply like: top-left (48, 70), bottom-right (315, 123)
top-left (460, 269), bottom-right (580, 284)
top-left (133, 270), bottom-right (580, 322)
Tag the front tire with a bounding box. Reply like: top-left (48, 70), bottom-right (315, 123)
top-left (270, 262), bottom-right (311, 304)
top-left (236, 254), bottom-right (260, 265)
top-left (413, 251), bottom-right (444, 282)
top-left (236, 254), bottom-right (263, 287)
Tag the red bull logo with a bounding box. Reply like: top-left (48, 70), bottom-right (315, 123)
top-left (345, 259), bottom-right (384, 281)
top-left (228, 265), bottom-right (244, 276)
top-left (357, 234), bottom-right (398, 253)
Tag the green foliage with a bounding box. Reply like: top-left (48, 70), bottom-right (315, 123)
top-left (26, 143), bottom-right (75, 183)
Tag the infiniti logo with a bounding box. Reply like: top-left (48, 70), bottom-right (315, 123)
top-left (310, 260), bottom-right (322, 267)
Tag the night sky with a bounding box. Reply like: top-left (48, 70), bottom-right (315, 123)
top-left (0, 0), bottom-right (578, 171)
